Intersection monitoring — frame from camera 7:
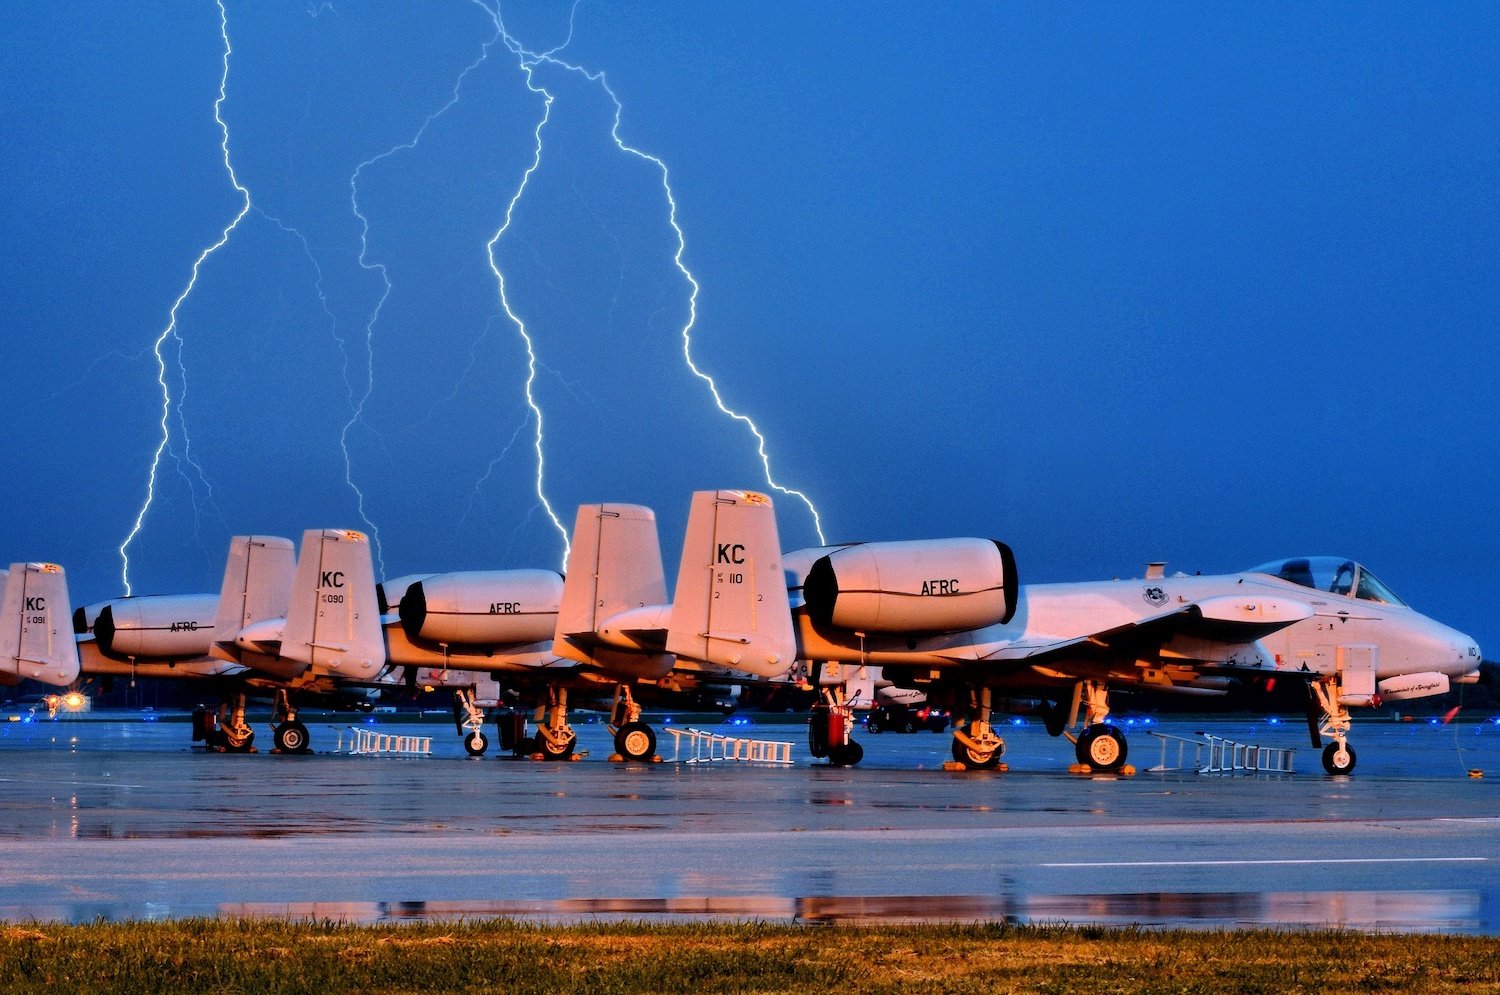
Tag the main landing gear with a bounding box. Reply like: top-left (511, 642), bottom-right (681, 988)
top-left (949, 686), bottom-right (1005, 770)
top-left (808, 686), bottom-right (864, 767)
top-left (452, 687), bottom-right (489, 757)
top-left (191, 693), bottom-right (256, 753)
top-left (271, 689), bottom-right (311, 755)
top-left (533, 686), bottom-right (578, 760)
top-left (1040, 680), bottom-right (1129, 774)
top-left (1308, 677), bottom-right (1357, 775)
top-left (608, 685), bottom-right (658, 763)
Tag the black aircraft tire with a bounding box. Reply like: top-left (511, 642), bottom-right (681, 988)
top-left (808, 710), bottom-right (830, 758)
top-left (1076, 724), bottom-right (1128, 772)
top-left (1322, 741), bottom-right (1357, 775)
top-left (614, 722), bottom-right (657, 762)
top-left (464, 731), bottom-right (489, 757)
top-left (274, 721), bottom-right (310, 755)
top-left (223, 729), bottom-right (255, 753)
top-left (951, 736), bottom-right (1001, 770)
top-left (540, 733), bottom-right (576, 761)
top-left (1043, 700), bottom-right (1068, 738)
top-left (828, 739), bottom-right (864, 767)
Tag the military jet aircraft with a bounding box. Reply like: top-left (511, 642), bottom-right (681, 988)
top-left (785, 542), bottom-right (1481, 774)
top-left (61, 529), bottom-right (386, 753)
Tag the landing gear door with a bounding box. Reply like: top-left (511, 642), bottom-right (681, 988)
top-left (1336, 644), bottom-right (1378, 706)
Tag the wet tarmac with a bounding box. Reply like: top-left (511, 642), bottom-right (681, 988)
top-left (2, 713), bottom-right (1499, 931)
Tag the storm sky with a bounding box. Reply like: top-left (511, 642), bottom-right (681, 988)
top-left (4, 3), bottom-right (1498, 652)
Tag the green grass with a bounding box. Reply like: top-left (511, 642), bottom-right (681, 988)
top-left (3, 921), bottom-right (1500, 993)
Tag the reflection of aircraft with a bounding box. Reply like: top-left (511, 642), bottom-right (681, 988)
top-left (69, 529), bottom-right (386, 753)
top-left (778, 541), bottom-right (1480, 774)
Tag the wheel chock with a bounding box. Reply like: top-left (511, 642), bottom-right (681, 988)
top-left (569, 753), bottom-right (583, 761)
top-left (942, 761), bottom-right (966, 772)
top-left (1068, 763), bottom-right (1089, 774)
top-left (1120, 764), bottom-right (1136, 776)
top-left (996, 762), bottom-right (1009, 773)
top-left (608, 753), bottom-right (624, 762)
top-left (528, 752), bottom-right (545, 761)
top-left (651, 755), bottom-right (663, 763)
top-left (1469, 768), bottom-right (1484, 779)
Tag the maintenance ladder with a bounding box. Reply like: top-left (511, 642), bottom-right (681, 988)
top-left (335, 726), bottom-right (433, 757)
top-left (1147, 730), bottom-right (1295, 774)
top-left (663, 727), bottom-right (795, 765)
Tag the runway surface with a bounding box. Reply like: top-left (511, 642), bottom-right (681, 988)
top-left (2, 712), bottom-right (1498, 931)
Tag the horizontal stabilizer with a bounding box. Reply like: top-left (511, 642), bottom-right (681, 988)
top-left (665, 490), bottom-right (796, 678)
top-left (279, 529), bottom-right (384, 680)
top-left (1, 563), bottom-right (80, 685)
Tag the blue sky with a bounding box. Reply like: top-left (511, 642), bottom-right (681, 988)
top-left (3, 3), bottom-right (1497, 652)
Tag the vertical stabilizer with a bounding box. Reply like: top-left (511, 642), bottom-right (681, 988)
top-left (279, 529), bottom-right (384, 680)
top-left (0, 563), bottom-right (80, 685)
top-left (210, 536), bottom-right (296, 662)
top-left (553, 504), bottom-right (668, 669)
top-left (665, 490), bottom-right (796, 678)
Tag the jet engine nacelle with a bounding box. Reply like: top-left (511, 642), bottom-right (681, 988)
top-left (399, 570), bottom-right (563, 646)
top-left (92, 594), bottom-right (218, 660)
top-left (802, 538), bottom-right (1017, 634)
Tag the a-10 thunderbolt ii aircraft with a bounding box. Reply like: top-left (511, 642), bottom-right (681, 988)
top-left (36, 529), bottom-right (387, 753)
top-left (788, 542), bottom-right (1481, 774)
top-left (563, 501), bottom-right (1481, 774)
top-left (363, 488), bottom-right (796, 761)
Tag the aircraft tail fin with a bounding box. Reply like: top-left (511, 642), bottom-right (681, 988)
top-left (279, 529), bottom-right (384, 680)
top-left (210, 536), bottom-right (296, 660)
top-left (665, 489), bottom-right (796, 678)
top-left (0, 563), bottom-right (80, 686)
top-left (553, 504), bottom-right (668, 669)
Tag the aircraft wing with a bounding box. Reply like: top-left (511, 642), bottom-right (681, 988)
top-left (979, 595), bottom-right (1314, 665)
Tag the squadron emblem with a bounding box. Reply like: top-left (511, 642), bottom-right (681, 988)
top-left (1142, 585), bottom-right (1168, 607)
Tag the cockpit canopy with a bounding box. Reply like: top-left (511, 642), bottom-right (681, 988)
top-left (1249, 557), bottom-right (1407, 606)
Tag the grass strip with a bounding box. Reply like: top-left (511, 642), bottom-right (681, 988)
top-left (3, 920), bottom-right (1500, 993)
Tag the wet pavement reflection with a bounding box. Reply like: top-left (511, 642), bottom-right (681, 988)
top-left (1, 715), bottom-right (1497, 930)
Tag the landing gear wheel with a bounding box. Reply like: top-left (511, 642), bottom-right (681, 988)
top-left (614, 722), bottom-right (656, 762)
top-left (808, 709), bottom-right (830, 758)
top-left (223, 730), bottom-right (255, 754)
top-left (464, 731), bottom-right (489, 757)
top-left (951, 736), bottom-right (1001, 770)
top-left (1076, 724), bottom-right (1128, 772)
top-left (273, 721), bottom-right (310, 754)
top-left (1322, 741), bottom-right (1357, 775)
top-left (828, 739), bottom-right (864, 767)
top-left (539, 733), bottom-right (576, 761)
top-left (1042, 700), bottom-right (1068, 738)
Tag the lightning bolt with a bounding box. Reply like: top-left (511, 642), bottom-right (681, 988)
top-left (118, 0), bottom-right (250, 595)
top-left (342, 9), bottom-right (521, 579)
top-left (484, 3), bottom-right (826, 550)
top-left (476, 6), bottom-right (573, 565)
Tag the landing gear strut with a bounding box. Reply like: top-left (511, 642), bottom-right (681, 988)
top-left (609, 685), bottom-right (657, 762)
top-left (950, 686), bottom-right (1005, 770)
top-left (194, 692), bottom-right (254, 753)
top-left (808, 685), bottom-right (863, 767)
top-left (271, 689), bottom-right (311, 755)
top-left (1309, 678), bottom-right (1357, 775)
top-left (453, 687), bottom-right (489, 757)
top-left (1058, 680), bottom-right (1128, 773)
top-left (534, 686), bottom-right (577, 761)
